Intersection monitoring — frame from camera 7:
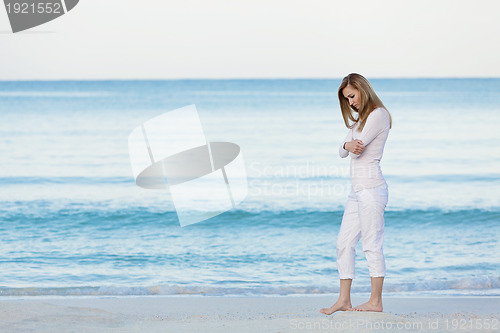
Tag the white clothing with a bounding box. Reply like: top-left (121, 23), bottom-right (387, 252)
top-left (336, 107), bottom-right (391, 279)
top-left (339, 108), bottom-right (391, 192)
top-left (336, 183), bottom-right (388, 279)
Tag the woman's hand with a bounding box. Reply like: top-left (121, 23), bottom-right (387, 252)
top-left (345, 139), bottom-right (365, 155)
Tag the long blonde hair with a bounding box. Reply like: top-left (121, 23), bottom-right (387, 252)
top-left (338, 73), bottom-right (392, 131)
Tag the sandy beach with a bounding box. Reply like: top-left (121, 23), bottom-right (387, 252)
top-left (1, 295), bottom-right (499, 332)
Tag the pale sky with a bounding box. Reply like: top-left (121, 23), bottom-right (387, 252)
top-left (1, 0), bottom-right (499, 80)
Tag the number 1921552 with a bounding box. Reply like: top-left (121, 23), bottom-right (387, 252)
top-left (5, 2), bottom-right (62, 14)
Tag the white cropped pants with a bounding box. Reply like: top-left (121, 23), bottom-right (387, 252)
top-left (336, 183), bottom-right (388, 279)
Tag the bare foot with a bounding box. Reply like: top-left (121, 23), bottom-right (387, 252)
top-left (319, 299), bottom-right (352, 315)
top-left (348, 300), bottom-right (383, 312)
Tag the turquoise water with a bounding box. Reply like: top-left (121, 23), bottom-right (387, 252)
top-left (0, 79), bottom-right (499, 296)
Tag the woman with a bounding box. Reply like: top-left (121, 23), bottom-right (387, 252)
top-left (320, 73), bottom-right (392, 314)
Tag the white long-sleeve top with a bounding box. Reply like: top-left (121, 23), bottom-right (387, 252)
top-left (339, 107), bottom-right (391, 192)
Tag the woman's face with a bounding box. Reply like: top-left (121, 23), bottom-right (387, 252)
top-left (342, 84), bottom-right (361, 111)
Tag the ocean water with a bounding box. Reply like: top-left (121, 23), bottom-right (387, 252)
top-left (0, 79), bottom-right (499, 297)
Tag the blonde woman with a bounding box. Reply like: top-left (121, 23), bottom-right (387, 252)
top-left (320, 73), bottom-right (392, 314)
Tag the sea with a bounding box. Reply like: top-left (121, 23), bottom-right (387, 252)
top-left (0, 79), bottom-right (499, 297)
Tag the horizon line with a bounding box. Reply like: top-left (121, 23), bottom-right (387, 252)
top-left (1, 76), bottom-right (500, 82)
